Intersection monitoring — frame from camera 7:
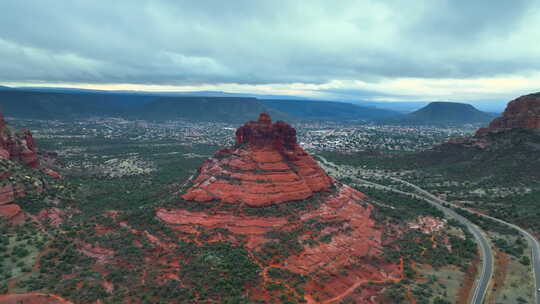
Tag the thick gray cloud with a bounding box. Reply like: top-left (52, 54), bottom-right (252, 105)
top-left (0, 0), bottom-right (539, 86)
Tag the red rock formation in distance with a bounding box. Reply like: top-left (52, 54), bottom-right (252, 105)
top-left (182, 113), bottom-right (333, 207)
top-left (476, 93), bottom-right (540, 136)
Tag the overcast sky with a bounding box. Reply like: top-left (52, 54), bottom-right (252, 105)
top-left (1, 0), bottom-right (540, 103)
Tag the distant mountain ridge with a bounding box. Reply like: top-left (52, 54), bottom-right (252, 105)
top-left (350, 100), bottom-right (430, 113)
top-left (384, 101), bottom-right (495, 125)
top-left (0, 88), bottom-right (398, 123)
top-left (133, 97), bottom-right (291, 123)
top-left (1, 85), bottom-right (512, 112)
top-left (262, 99), bottom-right (399, 121)
top-left (0, 90), bottom-right (156, 120)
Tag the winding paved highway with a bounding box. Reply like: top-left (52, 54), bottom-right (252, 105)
top-left (316, 156), bottom-right (493, 304)
top-left (386, 176), bottom-right (493, 304)
top-left (489, 218), bottom-right (540, 304)
top-left (316, 155), bottom-right (540, 303)
top-left (387, 175), bottom-right (540, 304)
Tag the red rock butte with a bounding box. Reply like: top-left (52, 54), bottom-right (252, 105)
top-left (182, 113), bottom-right (333, 207)
top-left (476, 93), bottom-right (540, 136)
top-left (160, 114), bottom-right (402, 302)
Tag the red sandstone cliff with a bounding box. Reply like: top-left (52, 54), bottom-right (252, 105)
top-left (182, 113), bottom-right (333, 207)
top-left (476, 93), bottom-right (540, 136)
top-left (0, 111), bottom-right (61, 223)
top-left (440, 93), bottom-right (540, 149)
top-left (0, 111), bottom-right (39, 168)
top-left (162, 113), bottom-right (400, 303)
top-left (0, 183), bottom-right (24, 224)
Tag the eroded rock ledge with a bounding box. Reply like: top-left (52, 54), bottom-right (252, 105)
top-left (164, 114), bottom-right (400, 303)
top-left (476, 93), bottom-right (540, 136)
top-left (182, 113), bottom-right (333, 207)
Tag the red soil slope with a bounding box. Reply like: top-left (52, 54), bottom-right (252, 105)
top-left (0, 293), bottom-right (72, 304)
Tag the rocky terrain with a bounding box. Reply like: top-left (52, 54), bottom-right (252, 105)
top-left (167, 113), bottom-right (401, 302)
top-left (0, 111), bottom-right (64, 225)
top-left (383, 93), bottom-right (540, 236)
top-left (182, 113), bottom-right (333, 206)
top-left (0, 112), bottom-right (478, 304)
top-left (438, 93), bottom-right (540, 150)
top-left (0, 113), bottom-right (77, 303)
top-left (0, 112), bottom-right (40, 224)
top-left (0, 183), bottom-right (23, 224)
top-left (475, 92), bottom-right (540, 136)
top-left (0, 112), bottom-right (39, 169)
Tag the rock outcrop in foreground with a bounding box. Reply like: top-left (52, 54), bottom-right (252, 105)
top-left (182, 113), bottom-right (333, 207)
top-left (0, 111), bottom-right (61, 223)
top-left (160, 113), bottom-right (401, 303)
top-left (0, 111), bottom-right (39, 168)
top-left (476, 92), bottom-right (540, 136)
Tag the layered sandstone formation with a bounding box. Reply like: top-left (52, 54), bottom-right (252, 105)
top-left (0, 111), bottom-right (39, 168)
top-left (161, 114), bottom-right (400, 303)
top-left (160, 185), bottom-right (401, 302)
top-left (0, 111), bottom-right (61, 223)
top-left (0, 183), bottom-right (23, 223)
top-left (476, 93), bottom-right (540, 136)
top-left (182, 113), bottom-right (333, 207)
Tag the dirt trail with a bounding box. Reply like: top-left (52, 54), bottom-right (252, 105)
top-left (0, 292), bottom-right (72, 304)
top-left (321, 258), bottom-right (405, 304)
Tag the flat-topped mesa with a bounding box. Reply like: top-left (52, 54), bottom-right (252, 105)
top-left (182, 113), bottom-right (333, 207)
top-left (476, 93), bottom-right (540, 137)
